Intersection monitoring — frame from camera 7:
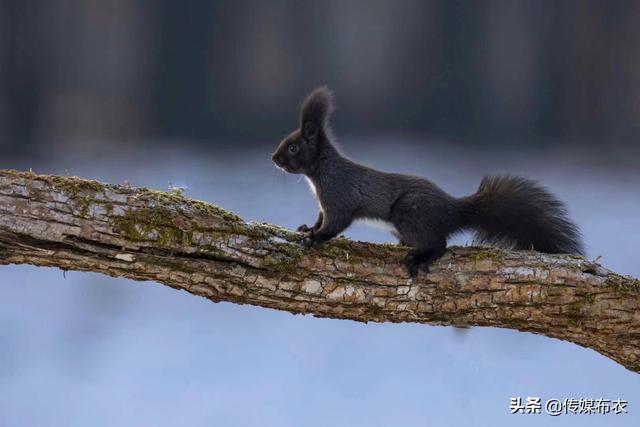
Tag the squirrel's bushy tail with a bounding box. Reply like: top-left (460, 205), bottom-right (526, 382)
top-left (459, 175), bottom-right (584, 255)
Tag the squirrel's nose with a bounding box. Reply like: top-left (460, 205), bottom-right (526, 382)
top-left (272, 153), bottom-right (280, 164)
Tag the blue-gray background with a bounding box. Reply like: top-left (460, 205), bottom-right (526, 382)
top-left (1, 1), bottom-right (639, 426)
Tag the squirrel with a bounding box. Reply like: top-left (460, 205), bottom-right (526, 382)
top-left (271, 87), bottom-right (584, 277)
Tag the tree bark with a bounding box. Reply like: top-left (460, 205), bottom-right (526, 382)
top-left (1, 169), bottom-right (639, 373)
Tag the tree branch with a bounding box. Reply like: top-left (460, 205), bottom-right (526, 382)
top-left (1, 169), bottom-right (639, 372)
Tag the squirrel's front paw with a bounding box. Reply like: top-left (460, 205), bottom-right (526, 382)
top-left (301, 234), bottom-right (316, 247)
top-left (297, 224), bottom-right (311, 233)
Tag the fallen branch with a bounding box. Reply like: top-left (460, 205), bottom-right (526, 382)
top-left (0, 169), bottom-right (638, 372)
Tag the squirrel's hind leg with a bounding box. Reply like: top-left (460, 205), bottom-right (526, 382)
top-left (390, 194), bottom-right (450, 278)
top-left (403, 242), bottom-right (447, 278)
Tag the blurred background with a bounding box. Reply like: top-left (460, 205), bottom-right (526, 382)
top-left (1, 1), bottom-right (639, 426)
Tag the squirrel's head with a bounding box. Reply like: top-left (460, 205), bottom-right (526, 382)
top-left (272, 86), bottom-right (334, 174)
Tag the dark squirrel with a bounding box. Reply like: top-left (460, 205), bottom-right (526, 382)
top-left (272, 87), bottom-right (584, 277)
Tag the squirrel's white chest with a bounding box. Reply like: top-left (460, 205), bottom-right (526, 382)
top-left (304, 177), bottom-right (317, 197)
top-left (305, 177), bottom-right (324, 212)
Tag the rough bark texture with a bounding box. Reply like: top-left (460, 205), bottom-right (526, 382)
top-left (0, 169), bottom-right (639, 373)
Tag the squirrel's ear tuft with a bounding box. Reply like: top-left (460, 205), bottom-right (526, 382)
top-left (300, 86), bottom-right (334, 132)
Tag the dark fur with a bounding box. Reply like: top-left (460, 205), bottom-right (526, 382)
top-left (272, 87), bottom-right (585, 277)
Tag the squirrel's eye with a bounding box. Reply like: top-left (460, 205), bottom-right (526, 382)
top-left (288, 144), bottom-right (299, 154)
